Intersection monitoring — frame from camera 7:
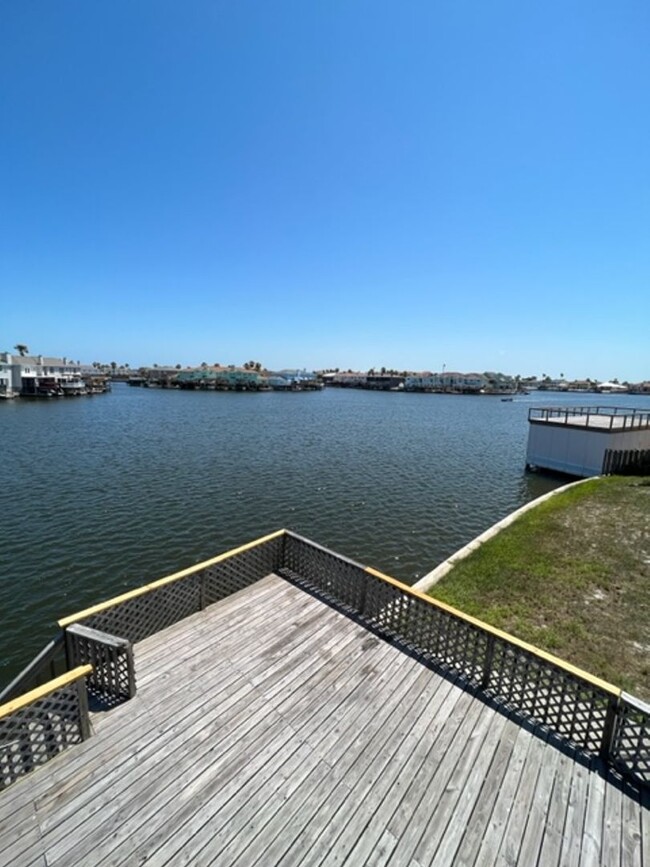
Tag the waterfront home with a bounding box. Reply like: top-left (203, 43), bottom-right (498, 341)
top-left (0, 353), bottom-right (83, 397)
top-left (329, 371), bottom-right (369, 387)
top-left (137, 366), bottom-right (182, 387)
top-left (177, 365), bottom-right (263, 390)
top-left (366, 373), bottom-right (404, 390)
top-left (276, 368), bottom-right (318, 384)
top-left (405, 371), bottom-right (486, 393)
top-left (597, 380), bottom-right (628, 393)
top-left (0, 359), bottom-right (14, 398)
top-left (404, 371), bottom-right (436, 391)
top-left (480, 372), bottom-right (516, 394)
top-left (264, 369), bottom-right (321, 390)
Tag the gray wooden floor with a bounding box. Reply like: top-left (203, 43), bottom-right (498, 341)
top-left (0, 574), bottom-right (648, 866)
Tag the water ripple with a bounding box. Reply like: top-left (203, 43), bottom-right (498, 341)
top-left (1, 387), bottom-right (648, 684)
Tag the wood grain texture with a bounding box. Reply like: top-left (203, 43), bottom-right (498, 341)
top-left (0, 574), bottom-right (645, 867)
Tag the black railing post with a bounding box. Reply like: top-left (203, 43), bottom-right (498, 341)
top-left (481, 634), bottom-right (495, 689)
top-left (599, 695), bottom-right (619, 765)
top-left (76, 678), bottom-right (91, 740)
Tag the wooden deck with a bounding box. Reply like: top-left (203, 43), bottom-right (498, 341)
top-left (0, 574), bottom-right (647, 866)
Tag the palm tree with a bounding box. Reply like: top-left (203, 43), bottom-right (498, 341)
top-left (14, 343), bottom-right (29, 356)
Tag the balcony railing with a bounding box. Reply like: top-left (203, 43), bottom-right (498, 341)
top-left (529, 406), bottom-right (650, 431)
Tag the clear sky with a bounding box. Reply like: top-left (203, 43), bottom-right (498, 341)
top-left (1, 1), bottom-right (648, 380)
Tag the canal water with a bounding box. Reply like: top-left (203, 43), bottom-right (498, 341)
top-left (1, 386), bottom-right (648, 685)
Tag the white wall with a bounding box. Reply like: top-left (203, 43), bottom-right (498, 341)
top-left (527, 423), bottom-right (650, 477)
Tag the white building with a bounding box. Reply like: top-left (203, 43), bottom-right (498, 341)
top-left (0, 353), bottom-right (83, 396)
top-left (526, 406), bottom-right (650, 477)
top-left (0, 359), bottom-right (13, 397)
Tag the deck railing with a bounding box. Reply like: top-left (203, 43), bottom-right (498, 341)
top-left (0, 666), bottom-right (92, 789)
top-left (279, 532), bottom-right (650, 787)
top-left (57, 530), bottom-right (286, 698)
top-left (6, 529), bottom-right (650, 790)
top-left (529, 406), bottom-right (650, 431)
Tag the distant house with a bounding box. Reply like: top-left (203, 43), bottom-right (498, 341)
top-left (404, 371), bottom-right (486, 393)
top-left (330, 372), bottom-right (368, 388)
top-left (0, 353), bottom-right (82, 396)
top-left (176, 366), bottom-right (263, 390)
top-left (404, 372), bottom-right (436, 391)
top-left (365, 373), bottom-right (404, 390)
top-left (566, 380), bottom-right (594, 392)
top-left (276, 369), bottom-right (317, 384)
top-left (597, 381), bottom-right (628, 393)
top-left (0, 359), bottom-right (13, 397)
top-left (480, 372), bottom-right (516, 394)
top-left (445, 372), bottom-right (486, 393)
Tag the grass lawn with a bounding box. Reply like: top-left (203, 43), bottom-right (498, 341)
top-left (428, 476), bottom-right (650, 699)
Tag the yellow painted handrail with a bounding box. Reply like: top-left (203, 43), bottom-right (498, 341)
top-left (55, 524), bottom-right (620, 699)
top-left (0, 665), bottom-right (93, 721)
top-left (58, 529), bottom-right (286, 628)
top-left (364, 565), bottom-right (621, 697)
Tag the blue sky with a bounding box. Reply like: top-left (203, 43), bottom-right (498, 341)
top-left (1, 1), bottom-right (648, 379)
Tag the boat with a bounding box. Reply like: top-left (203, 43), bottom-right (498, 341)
top-left (61, 379), bottom-right (87, 396)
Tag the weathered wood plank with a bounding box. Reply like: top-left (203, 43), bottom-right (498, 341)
top-left (472, 723), bottom-right (538, 865)
top-left (495, 736), bottom-right (549, 865)
top-left (620, 785), bottom-right (643, 867)
top-left (318, 675), bottom-right (459, 866)
top-left (0, 573), bottom-right (644, 867)
top-left (421, 709), bottom-right (511, 866)
top-left (449, 718), bottom-right (523, 865)
top-left (0, 802), bottom-right (43, 867)
top-left (257, 677), bottom-right (452, 866)
top-left (579, 766), bottom-right (606, 867)
top-left (601, 777), bottom-right (623, 867)
top-left (557, 756), bottom-right (592, 867)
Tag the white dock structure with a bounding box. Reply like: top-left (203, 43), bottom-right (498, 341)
top-left (526, 406), bottom-right (650, 477)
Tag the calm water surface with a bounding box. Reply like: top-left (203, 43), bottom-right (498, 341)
top-left (1, 386), bottom-right (648, 685)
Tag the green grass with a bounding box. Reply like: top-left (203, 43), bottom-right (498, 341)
top-left (428, 476), bottom-right (650, 699)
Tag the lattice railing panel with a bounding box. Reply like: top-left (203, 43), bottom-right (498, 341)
top-left (281, 534), bottom-right (367, 613)
top-left (365, 580), bottom-right (490, 685)
top-left (84, 574), bottom-right (202, 643)
top-left (485, 642), bottom-right (610, 754)
top-left (203, 534), bottom-right (285, 606)
top-left (0, 682), bottom-right (85, 789)
top-left (66, 625), bottom-right (135, 706)
top-left (612, 695), bottom-right (650, 786)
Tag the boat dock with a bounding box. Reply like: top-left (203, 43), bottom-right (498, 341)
top-left (1, 531), bottom-right (648, 865)
top-left (526, 406), bottom-right (650, 477)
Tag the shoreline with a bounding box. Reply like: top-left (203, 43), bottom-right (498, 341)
top-left (412, 476), bottom-right (595, 593)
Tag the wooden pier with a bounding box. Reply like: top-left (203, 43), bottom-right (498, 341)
top-left (1, 531), bottom-right (648, 865)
